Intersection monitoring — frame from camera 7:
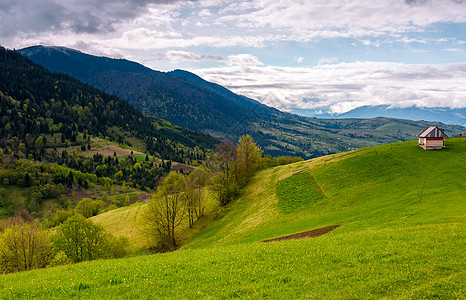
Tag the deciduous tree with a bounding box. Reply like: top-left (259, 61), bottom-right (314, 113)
top-left (141, 172), bottom-right (186, 249)
top-left (236, 134), bottom-right (263, 186)
top-left (53, 215), bottom-right (108, 263)
top-left (0, 217), bottom-right (52, 273)
top-left (207, 140), bottom-right (238, 206)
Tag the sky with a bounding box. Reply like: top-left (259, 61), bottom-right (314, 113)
top-left (1, 0), bottom-right (466, 114)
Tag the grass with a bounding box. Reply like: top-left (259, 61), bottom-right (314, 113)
top-left (92, 202), bottom-right (148, 249)
top-left (0, 223), bottom-right (463, 299)
top-left (112, 193), bottom-right (141, 201)
top-left (277, 172), bottom-right (326, 213)
top-left (184, 138), bottom-right (465, 248)
top-left (1, 138), bottom-right (465, 298)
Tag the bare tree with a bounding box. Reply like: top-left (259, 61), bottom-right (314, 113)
top-left (185, 166), bottom-right (210, 227)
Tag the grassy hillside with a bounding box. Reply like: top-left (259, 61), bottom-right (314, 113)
top-left (185, 138), bottom-right (465, 248)
top-left (1, 139), bottom-right (464, 298)
top-left (91, 202), bottom-right (148, 250)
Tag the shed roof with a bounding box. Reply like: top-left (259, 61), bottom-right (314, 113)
top-left (417, 126), bottom-right (448, 138)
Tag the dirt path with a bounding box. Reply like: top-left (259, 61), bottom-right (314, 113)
top-left (262, 224), bottom-right (341, 242)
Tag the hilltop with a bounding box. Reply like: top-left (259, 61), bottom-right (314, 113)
top-left (3, 139), bottom-right (463, 298)
top-left (19, 45), bottom-right (466, 158)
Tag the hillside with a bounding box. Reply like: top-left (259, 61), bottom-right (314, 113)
top-left (184, 138), bottom-right (466, 248)
top-left (3, 139), bottom-right (463, 298)
top-left (0, 46), bottom-right (218, 161)
top-left (20, 46), bottom-right (466, 158)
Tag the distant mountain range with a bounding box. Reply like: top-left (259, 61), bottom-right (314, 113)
top-left (19, 45), bottom-right (466, 158)
top-left (292, 106), bottom-right (466, 127)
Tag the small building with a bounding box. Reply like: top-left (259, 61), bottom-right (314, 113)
top-left (417, 126), bottom-right (448, 150)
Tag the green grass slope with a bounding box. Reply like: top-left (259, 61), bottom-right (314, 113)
top-left (1, 139), bottom-right (465, 299)
top-left (185, 138), bottom-right (465, 248)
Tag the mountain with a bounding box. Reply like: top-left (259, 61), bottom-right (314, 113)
top-left (0, 46), bottom-right (218, 162)
top-left (292, 105), bottom-right (466, 127)
top-left (19, 46), bottom-right (466, 158)
top-left (338, 105), bottom-right (466, 127)
top-left (18, 45), bottom-right (260, 136)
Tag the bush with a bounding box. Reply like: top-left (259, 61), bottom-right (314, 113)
top-left (75, 198), bottom-right (104, 218)
top-left (46, 209), bottom-right (74, 228)
top-left (108, 235), bottom-right (129, 258)
top-left (49, 251), bottom-right (72, 267)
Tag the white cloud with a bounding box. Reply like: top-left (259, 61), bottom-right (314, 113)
top-left (443, 48), bottom-right (463, 52)
top-left (295, 56), bottom-right (304, 63)
top-left (317, 57), bottom-right (339, 66)
top-left (193, 61), bottom-right (466, 114)
top-left (214, 0), bottom-right (466, 42)
top-left (159, 50), bottom-right (224, 62)
top-left (226, 54), bottom-right (264, 66)
top-left (198, 9), bottom-right (211, 17)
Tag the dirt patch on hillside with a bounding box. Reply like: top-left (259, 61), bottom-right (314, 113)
top-left (128, 192), bottom-right (152, 204)
top-left (262, 224), bottom-right (341, 242)
top-left (171, 162), bottom-right (195, 173)
top-left (83, 147), bottom-right (144, 158)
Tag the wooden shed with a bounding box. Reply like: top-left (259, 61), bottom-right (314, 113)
top-left (417, 126), bottom-right (448, 150)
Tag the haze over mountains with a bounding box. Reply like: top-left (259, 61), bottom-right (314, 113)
top-left (19, 45), bottom-right (465, 158)
top-left (292, 105), bottom-right (466, 127)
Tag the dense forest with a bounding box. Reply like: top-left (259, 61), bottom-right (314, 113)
top-left (0, 46), bottom-right (218, 162)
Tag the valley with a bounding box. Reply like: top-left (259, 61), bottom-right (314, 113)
top-left (1, 1), bottom-right (466, 298)
top-left (1, 138), bottom-right (464, 298)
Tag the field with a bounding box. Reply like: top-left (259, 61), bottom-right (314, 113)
top-left (1, 138), bottom-right (465, 298)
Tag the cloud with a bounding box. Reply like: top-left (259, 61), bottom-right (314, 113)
top-left (0, 0), bottom-right (186, 38)
top-left (226, 54), bottom-right (264, 66)
top-left (317, 57), bottom-right (339, 66)
top-left (215, 0), bottom-right (466, 42)
top-left (295, 56), bottom-right (304, 63)
top-left (159, 50), bottom-right (223, 62)
top-left (193, 62), bottom-right (466, 114)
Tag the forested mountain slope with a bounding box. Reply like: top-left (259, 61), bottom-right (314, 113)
top-left (0, 46), bottom-right (218, 162)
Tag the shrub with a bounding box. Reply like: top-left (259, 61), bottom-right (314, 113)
top-left (75, 198), bottom-right (104, 218)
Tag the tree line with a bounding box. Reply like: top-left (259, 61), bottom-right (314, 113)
top-left (0, 213), bottom-right (127, 274)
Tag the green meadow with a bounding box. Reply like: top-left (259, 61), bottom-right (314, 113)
top-left (1, 138), bottom-right (465, 299)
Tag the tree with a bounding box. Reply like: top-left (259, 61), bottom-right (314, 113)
top-left (53, 215), bottom-right (108, 263)
top-left (34, 136), bottom-right (44, 151)
top-left (207, 141), bottom-right (239, 206)
top-left (141, 172), bottom-right (186, 249)
top-left (236, 134), bottom-right (263, 186)
top-left (185, 166), bottom-right (210, 226)
top-left (0, 217), bottom-right (52, 273)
